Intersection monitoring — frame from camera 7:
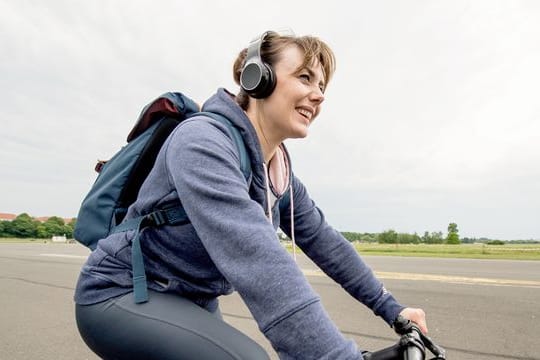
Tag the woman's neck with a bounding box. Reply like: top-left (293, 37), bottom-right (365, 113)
top-left (246, 108), bottom-right (280, 164)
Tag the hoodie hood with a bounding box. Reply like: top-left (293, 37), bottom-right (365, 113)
top-left (201, 88), bottom-right (291, 215)
top-left (201, 88), bottom-right (264, 165)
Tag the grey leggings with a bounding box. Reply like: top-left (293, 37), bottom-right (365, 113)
top-left (75, 291), bottom-right (270, 360)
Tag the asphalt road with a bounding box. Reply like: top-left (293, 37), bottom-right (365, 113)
top-left (1, 243), bottom-right (539, 359)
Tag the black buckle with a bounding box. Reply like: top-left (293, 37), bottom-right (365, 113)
top-left (145, 211), bottom-right (167, 227)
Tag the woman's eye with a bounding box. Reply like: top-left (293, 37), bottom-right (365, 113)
top-left (299, 74), bottom-right (310, 81)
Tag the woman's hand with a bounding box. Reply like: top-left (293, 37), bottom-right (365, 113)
top-left (399, 307), bottom-right (428, 334)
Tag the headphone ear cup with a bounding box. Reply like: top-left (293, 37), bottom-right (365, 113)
top-left (240, 31), bottom-right (277, 99)
top-left (240, 60), bottom-right (276, 99)
top-left (261, 63), bottom-right (276, 98)
top-left (254, 62), bottom-right (276, 99)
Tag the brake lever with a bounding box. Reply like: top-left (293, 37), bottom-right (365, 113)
top-left (393, 316), bottom-right (446, 359)
top-left (418, 332), bottom-right (446, 359)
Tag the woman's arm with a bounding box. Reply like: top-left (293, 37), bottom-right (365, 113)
top-left (166, 118), bottom-right (362, 359)
top-left (279, 175), bottom-right (405, 326)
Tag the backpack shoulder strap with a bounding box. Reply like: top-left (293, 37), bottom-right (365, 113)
top-left (198, 111), bottom-right (251, 182)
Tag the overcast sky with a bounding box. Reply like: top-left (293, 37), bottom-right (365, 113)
top-left (1, 1), bottom-right (539, 240)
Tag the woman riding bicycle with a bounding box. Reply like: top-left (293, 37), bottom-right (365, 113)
top-left (74, 30), bottom-right (427, 359)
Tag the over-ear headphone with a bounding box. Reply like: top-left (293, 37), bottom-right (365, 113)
top-left (240, 31), bottom-right (276, 99)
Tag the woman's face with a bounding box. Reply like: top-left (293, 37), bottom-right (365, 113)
top-left (259, 45), bottom-right (326, 141)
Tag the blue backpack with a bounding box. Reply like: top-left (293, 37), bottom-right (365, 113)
top-left (74, 92), bottom-right (251, 303)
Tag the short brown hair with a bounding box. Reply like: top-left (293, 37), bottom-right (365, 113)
top-left (233, 32), bottom-right (336, 110)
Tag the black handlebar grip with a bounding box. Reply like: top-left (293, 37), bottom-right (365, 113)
top-left (362, 343), bottom-right (401, 360)
top-left (404, 345), bottom-right (424, 360)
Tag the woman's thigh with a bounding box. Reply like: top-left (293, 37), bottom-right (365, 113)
top-left (76, 291), bottom-right (269, 360)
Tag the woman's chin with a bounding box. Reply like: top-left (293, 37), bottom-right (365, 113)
top-left (290, 129), bottom-right (309, 139)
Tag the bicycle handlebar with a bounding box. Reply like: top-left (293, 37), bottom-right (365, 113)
top-left (362, 316), bottom-right (446, 360)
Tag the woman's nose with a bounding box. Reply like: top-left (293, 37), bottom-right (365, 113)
top-left (309, 87), bottom-right (325, 104)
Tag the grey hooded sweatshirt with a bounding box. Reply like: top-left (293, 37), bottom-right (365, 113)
top-left (75, 88), bottom-right (405, 359)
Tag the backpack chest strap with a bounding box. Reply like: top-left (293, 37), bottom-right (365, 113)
top-left (110, 206), bottom-right (191, 304)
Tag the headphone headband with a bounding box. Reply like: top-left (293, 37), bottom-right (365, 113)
top-left (245, 31), bottom-right (270, 66)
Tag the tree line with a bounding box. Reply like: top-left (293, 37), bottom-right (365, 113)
top-left (341, 222), bottom-right (539, 244)
top-left (0, 213), bottom-right (76, 239)
top-left (3, 215), bottom-right (538, 244)
top-left (341, 222), bottom-right (462, 244)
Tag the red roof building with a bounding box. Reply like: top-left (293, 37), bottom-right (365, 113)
top-left (0, 213), bottom-right (17, 221)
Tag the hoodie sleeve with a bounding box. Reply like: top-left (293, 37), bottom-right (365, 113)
top-left (279, 175), bottom-right (405, 326)
top-left (165, 119), bottom-right (363, 359)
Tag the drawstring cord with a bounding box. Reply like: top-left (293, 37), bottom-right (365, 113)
top-left (289, 185), bottom-right (296, 260)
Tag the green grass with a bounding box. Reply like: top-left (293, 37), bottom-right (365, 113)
top-left (354, 243), bottom-right (540, 260)
top-left (282, 242), bottom-right (540, 260)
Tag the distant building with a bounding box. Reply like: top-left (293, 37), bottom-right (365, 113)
top-left (0, 213), bottom-right (17, 221)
